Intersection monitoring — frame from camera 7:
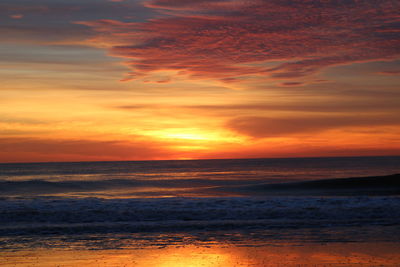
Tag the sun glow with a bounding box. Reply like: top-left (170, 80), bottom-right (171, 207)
top-left (162, 132), bottom-right (211, 140)
top-left (143, 128), bottom-right (244, 143)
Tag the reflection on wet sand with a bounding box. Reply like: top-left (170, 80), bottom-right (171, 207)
top-left (1, 242), bottom-right (400, 267)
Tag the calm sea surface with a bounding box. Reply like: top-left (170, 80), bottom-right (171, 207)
top-left (1, 156), bottom-right (399, 198)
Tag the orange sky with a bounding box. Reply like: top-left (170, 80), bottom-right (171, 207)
top-left (0, 0), bottom-right (399, 163)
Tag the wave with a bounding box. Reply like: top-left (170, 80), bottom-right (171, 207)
top-left (232, 174), bottom-right (400, 196)
top-left (1, 174), bottom-right (399, 197)
top-left (1, 196), bottom-right (399, 237)
top-left (0, 178), bottom-right (258, 197)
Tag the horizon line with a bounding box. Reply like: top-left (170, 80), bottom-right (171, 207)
top-left (1, 154), bottom-right (399, 165)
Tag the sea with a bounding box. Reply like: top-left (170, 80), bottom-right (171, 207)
top-left (0, 156), bottom-right (400, 252)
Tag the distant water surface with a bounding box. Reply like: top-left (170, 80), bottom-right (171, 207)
top-left (1, 156), bottom-right (399, 198)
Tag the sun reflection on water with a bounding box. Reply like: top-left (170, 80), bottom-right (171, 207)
top-left (146, 247), bottom-right (231, 267)
top-left (1, 242), bottom-right (400, 267)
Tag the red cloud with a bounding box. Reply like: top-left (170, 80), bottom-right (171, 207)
top-left (9, 14), bottom-right (23, 19)
top-left (78, 0), bottom-right (400, 82)
top-left (377, 70), bottom-right (400, 75)
top-left (280, 82), bottom-right (303, 87)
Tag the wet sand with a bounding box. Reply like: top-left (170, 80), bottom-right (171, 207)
top-left (1, 242), bottom-right (400, 267)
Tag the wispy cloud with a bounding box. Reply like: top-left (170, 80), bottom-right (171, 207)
top-left (77, 0), bottom-right (400, 83)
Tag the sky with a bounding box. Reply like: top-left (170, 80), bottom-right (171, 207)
top-left (0, 0), bottom-right (399, 163)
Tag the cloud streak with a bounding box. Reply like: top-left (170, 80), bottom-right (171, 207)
top-left (226, 115), bottom-right (400, 138)
top-left (0, 137), bottom-right (174, 163)
top-left (78, 0), bottom-right (400, 82)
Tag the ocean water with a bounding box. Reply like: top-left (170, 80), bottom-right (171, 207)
top-left (0, 156), bottom-right (399, 251)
